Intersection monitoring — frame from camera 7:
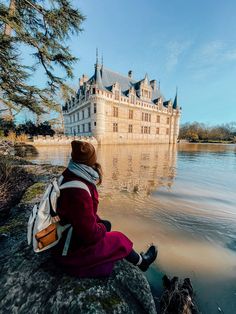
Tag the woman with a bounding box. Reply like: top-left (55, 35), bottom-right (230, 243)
top-left (53, 140), bottom-right (157, 278)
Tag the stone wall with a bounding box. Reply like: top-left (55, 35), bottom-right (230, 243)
top-left (32, 135), bottom-right (98, 146)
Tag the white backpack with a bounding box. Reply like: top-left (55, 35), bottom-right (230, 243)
top-left (27, 175), bottom-right (91, 256)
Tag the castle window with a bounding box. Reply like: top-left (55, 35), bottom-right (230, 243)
top-left (88, 107), bottom-right (91, 117)
top-left (94, 121), bottom-right (96, 126)
top-left (129, 110), bottom-right (133, 119)
top-left (82, 110), bottom-right (84, 119)
top-left (77, 125), bottom-right (80, 133)
top-left (115, 91), bottom-right (119, 100)
top-left (141, 126), bottom-right (144, 134)
top-left (142, 112), bottom-right (144, 121)
top-left (113, 123), bottom-right (118, 132)
top-left (88, 122), bottom-right (91, 132)
top-left (145, 113), bottom-right (148, 121)
top-left (128, 124), bottom-right (133, 133)
top-left (156, 127), bottom-right (160, 134)
top-left (94, 103), bottom-right (97, 113)
top-left (130, 95), bottom-right (135, 104)
top-left (113, 106), bottom-right (119, 117)
top-left (77, 113), bottom-right (79, 121)
top-left (149, 114), bottom-right (151, 122)
top-left (92, 88), bottom-right (96, 94)
top-left (166, 128), bottom-right (169, 135)
top-left (167, 117), bottom-right (170, 124)
top-left (157, 115), bottom-right (160, 123)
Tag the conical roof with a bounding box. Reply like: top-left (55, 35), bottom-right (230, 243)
top-left (173, 88), bottom-right (178, 109)
top-left (94, 63), bottom-right (104, 90)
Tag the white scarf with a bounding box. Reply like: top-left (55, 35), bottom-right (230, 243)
top-left (68, 159), bottom-right (99, 186)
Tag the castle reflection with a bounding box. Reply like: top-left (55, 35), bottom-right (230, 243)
top-left (97, 144), bottom-right (177, 196)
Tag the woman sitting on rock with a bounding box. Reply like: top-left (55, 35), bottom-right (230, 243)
top-left (53, 140), bottom-right (157, 278)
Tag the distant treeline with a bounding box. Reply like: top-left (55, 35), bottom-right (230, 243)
top-left (179, 122), bottom-right (236, 143)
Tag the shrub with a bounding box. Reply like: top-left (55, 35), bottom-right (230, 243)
top-left (7, 131), bottom-right (17, 143)
top-left (16, 133), bottom-right (28, 143)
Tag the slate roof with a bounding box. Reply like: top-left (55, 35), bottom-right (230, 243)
top-left (100, 67), bottom-right (136, 91)
top-left (85, 64), bottom-right (172, 105)
top-left (90, 65), bottom-right (160, 98)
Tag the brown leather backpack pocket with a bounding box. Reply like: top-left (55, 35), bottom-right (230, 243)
top-left (35, 223), bottom-right (58, 250)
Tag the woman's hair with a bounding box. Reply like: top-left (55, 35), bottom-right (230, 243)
top-left (93, 162), bottom-right (103, 185)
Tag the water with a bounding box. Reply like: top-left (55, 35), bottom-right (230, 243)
top-left (28, 143), bottom-right (236, 313)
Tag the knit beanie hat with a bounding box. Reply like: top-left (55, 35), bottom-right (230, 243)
top-left (71, 140), bottom-right (97, 166)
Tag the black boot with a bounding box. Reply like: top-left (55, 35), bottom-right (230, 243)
top-left (138, 245), bottom-right (158, 272)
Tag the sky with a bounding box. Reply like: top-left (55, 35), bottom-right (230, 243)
top-left (18, 0), bottom-right (236, 125)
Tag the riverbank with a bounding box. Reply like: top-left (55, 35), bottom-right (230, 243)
top-left (179, 139), bottom-right (236, 144)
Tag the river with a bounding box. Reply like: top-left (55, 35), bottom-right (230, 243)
top-left (28, 143), bottom-right (236, 313)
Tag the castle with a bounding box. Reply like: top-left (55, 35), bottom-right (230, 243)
top-left (62, 60), bottom-right (181, 144)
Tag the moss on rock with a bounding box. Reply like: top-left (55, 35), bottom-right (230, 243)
top-left (0, 217), bottom-right (24, 234)
top-left (21, 182), bottom-right (46, 202)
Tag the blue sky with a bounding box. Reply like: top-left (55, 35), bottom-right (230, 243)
top-left (19, 0), bottom-right (236, 125)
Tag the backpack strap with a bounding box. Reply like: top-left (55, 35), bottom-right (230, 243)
top-left (62, 226), bottom-right (73, 256)
top-left (60, 180), bottom-right (91, 197)
top-left (59, 180), bottom-right (92, 256)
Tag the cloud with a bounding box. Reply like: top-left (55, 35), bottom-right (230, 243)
top-left (187, 40), bottom-right (236, 80)
top-left (190, 40), bottom-right (236, 69)
top-left (165, 40), bottom-right (192, 72)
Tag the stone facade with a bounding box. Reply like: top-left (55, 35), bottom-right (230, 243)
top-left (62, 62), bottom-right (181, 144)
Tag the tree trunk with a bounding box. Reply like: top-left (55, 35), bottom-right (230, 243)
top-left (4, 0), bottom-right (16, 36)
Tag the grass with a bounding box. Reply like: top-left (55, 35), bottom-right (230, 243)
top-left (21, 182), bottom-right (47, 202)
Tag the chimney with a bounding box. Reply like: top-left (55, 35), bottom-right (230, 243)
top-left (79, 74), bottom-right (89, 86)
top-left (150, 80), bottom-right (157, 90)
top-left (128, 70), bottom-right (132, 78)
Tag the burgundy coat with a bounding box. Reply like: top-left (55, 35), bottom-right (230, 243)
top-left (52, 168), bottom-right (133, 278)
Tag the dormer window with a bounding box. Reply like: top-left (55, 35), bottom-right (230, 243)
top-left (130, 94), bottom-right (135, 104)
top-left (115, 90), bottom-right (119, 100)
top-left (141, 89), bottom-right (151, 99)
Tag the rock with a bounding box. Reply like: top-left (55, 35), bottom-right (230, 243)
top-left (160, 275), bottom-right (199, 314)
top-left (0, 140), bottom-right (38, 157)
top-left (0, 161), bottom-right (157, 314)
top-left (0, 234), bottom-right (156, 314)
top-left (14, 143), bottom-right (38, 157)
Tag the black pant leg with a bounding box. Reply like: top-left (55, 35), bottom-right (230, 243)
top-left (125, 249), bottom-right (140, 265)
top-left (100, 219), bottom-right (112, 232)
